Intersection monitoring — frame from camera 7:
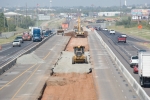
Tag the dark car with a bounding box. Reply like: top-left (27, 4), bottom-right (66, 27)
top-left (15, 36), bottom-right (24, 43)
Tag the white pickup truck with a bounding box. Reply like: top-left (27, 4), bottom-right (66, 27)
top-left (109, 30), bottom-right (115, 35)
top-left (130, 56), bottom-right (138, 67)
top-left (139, 52), bottom-right (150, 87)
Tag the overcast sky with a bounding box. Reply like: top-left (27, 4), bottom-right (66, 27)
top-left (0, 0), bottom-right (150, 7)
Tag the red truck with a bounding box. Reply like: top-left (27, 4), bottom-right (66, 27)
top-left (22, 32), bottom-right (32, 41)
top-left (117, 34), bottom-right (127, 43)
top-left (61, 23), bottom-right (69, 30)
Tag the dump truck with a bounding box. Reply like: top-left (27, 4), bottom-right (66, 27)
top-left (57, 29), bottom-right (64, 35)
top-left (72, 46), bottom-right (88, 64)
top-left (62, 22), bottom-right (69, 30)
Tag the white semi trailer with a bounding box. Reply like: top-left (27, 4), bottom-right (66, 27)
top-left (139, 52), bottom-right (150, 87)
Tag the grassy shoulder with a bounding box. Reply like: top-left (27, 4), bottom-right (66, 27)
top-left (0, 33), bottom-right (22, 45)
top-left (108, 25), bottom-right (150, 40)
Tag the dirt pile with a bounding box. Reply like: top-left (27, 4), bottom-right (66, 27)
top-left (64, 31), bottom-right (75, 37)
top-left (64, 31), bottom-right (88, 38)
top-left (42, 73), bottom-right (97, 100)
top-left (65, 37), bottom-right (89, 52)
top-left (16, 52), bottom-right (44, 64)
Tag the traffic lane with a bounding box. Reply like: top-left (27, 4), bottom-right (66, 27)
top-left (88, 32), bottom-right (140, 100)
top-left (0, 41), bottom-right (33, 56)
top-left (0, 35), bottom-right (70, 100)
top-left (0, 41), bottom-right (36, 66)
top-left (10, 35), bottom-right (69, 100)
top-left (97, 31), bottom-right (150, 96)
top-left (0, 36), bottom-right (51, 66)
top-left (100, 30), bottom-right (148, 56)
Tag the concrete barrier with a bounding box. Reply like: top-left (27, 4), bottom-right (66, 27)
top-left (0, 33), bottom-right (55, 75)
top-left (94, 30), bottom-right (150, 100)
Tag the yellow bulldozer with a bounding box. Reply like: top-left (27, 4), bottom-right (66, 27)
top-left (74, 17), bottom-right (87, 38)
top-left (72, 46), bottom-right (88, 64)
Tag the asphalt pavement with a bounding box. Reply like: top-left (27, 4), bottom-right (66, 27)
top-left (96, 29), bottom-right (150, 97)
top-left (0, 35), bottom-right (70, 100)
top-left (88, 30), bottom-right (140, 100)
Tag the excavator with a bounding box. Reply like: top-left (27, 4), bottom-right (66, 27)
top-left (74, 16), bottom-right (87, 38)
top-left (72, 46), bottom-right (88, 64)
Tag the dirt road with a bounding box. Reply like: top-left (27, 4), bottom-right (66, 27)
top-left (42, 73), bottom-right (97, 100)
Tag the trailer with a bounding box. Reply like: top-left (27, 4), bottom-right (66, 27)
top-left (139, 52), bottom-right (150, 87)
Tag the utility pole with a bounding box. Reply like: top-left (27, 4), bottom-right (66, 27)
top-left (37, 4), bottom-right (39, 27)
top-left (3, 8), bottom-right (5, 28)
top-left (120, 0), bottom-right (122, 18)
top-left (26, 3), bottom-right (27, 28)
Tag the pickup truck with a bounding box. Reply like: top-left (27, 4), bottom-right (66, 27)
top-left (117, 35), bottom-right (127, 43)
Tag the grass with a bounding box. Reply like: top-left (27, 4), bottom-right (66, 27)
top-left (0, 33), bottom-right (22, 45)
top-left (48, 18), bottom-right (66, 29)
top-left (108, 25), bottom-right (150, 40)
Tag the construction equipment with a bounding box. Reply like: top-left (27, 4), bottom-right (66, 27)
top-left (72, 46), bottom-right (88, 64)
top-left (74, 16), bottom-right (87, 38)
top-left (57, 29), bottom-right (64, 35)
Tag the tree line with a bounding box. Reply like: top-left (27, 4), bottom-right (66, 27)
top-left (0, 13), bottom-right (35, 32)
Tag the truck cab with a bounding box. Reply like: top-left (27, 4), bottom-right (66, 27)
top-left (32, 28), bottom-right (42, 42)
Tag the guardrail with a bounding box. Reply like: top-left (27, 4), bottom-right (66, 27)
top-left (0, 33), bottom-right (56, 75)
top-left (94, 30), bottom-right (150, 100)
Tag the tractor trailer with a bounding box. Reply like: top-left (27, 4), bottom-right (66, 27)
top-left (139, 52), bottom-right (150, 87)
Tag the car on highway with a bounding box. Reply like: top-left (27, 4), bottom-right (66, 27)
top-left (12, 40), bottom-right (21, 47)
top-left (118, 35), bottom-right (127, 43)
top-left (103, 28), bottom-right (108, 31)
top-left (15, 36), bottom-right (24, 43)
top-left (121, 34), bottom-right (127, 38)
top-left (130, 56), bottom-right (138, 67)
top-left (133, 64), bottom-right (138, 74)
top-left (109, 30), bottom-right (115, 35)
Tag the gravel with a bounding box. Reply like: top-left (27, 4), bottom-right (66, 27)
top-left (16, 51), bottom-right (45, 64)
top-left (53, 51), bottom-right (91, 73)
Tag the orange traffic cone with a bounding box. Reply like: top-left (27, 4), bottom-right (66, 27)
top-left (0, 45), bottom-right (2, 50)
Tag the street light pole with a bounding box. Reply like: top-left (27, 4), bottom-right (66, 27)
top-left (3, 8), bottom-right (5, 28)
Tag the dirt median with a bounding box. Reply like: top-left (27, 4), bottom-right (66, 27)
top-left (65, 37), bottom-right (89, 52)
top-left (41, 73), bottom-right (97, 100)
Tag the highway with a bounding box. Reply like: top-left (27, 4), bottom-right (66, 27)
top-left (0, 35), bottom-right (70, 100)
top-left (89, 30), bottom-right (140, 100)
top-left (96, 29), bottom-right (150, 96)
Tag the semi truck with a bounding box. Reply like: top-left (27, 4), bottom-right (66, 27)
top-left (139, 52), bottom-right (150, 87)
top-left (61, 23), bottom-right (69, 30)
top-left (32, 28), bottom-right (42, 42)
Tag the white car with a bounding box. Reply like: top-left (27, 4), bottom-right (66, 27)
top-left (121, 34), bottom-right (127, 38)
top-left (130, 56), bottom-right (138, 67)
top-left (103, 28), bottom-right (108, 31)
top-left (109, 30), bottom-right (115, 35)
top-left (12, 40), bottom-right (21, 47)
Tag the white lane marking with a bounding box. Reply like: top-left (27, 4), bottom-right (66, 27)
top-left (133, 45), bottom-right (140, 50)
top-left (122, 90), bottom-right (123, 92)
top-left (119, 85), bottom-right (120, 87)
top-left (0, 47), bottom-right (12, 53)
top-left (121, 47), bottom-right (131, 56)
top-left (125, 96), bottom-right (127, 99)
